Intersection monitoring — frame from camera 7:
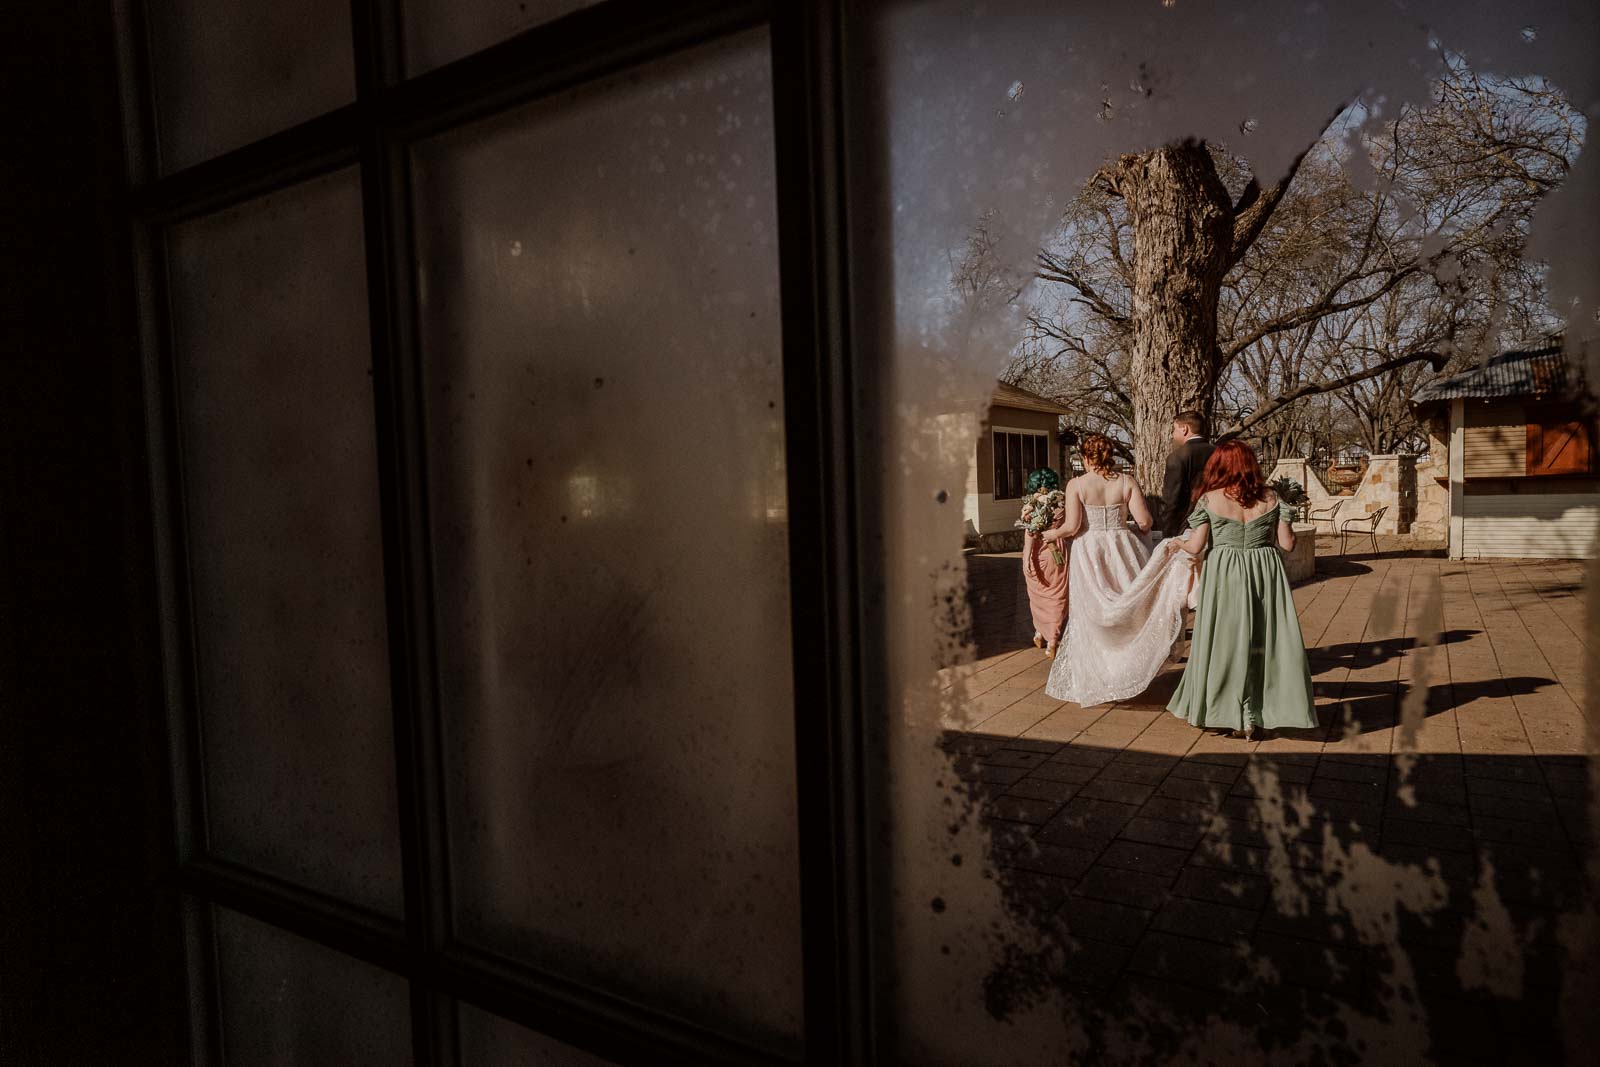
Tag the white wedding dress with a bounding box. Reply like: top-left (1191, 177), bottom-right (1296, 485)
top-left (1044, 502), bottom-right (1199, 707)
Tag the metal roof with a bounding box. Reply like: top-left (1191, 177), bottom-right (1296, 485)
top-left (990, 381), bottom-right (1072, 415)
top-left (1412, 345), bottom-right (1577, 405)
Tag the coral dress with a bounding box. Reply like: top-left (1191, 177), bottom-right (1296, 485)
top-left (1166, 497), bottom-right (1317, 731)
top-left (1022, 509), bottom-right (1069, 648)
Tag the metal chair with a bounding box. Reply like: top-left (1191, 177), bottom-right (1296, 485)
top-left (1306, 498), bottom-right (1344, 533)
top-left (1339, 505), bottom-right (1388, 555)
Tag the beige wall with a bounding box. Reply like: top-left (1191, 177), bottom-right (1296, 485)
top-left (1463, 400), bottom-right (1526, 478)
top-left (1460, 492), bottom-right (1600, 558)
top-left (968, 404), bottom-right (1063, 538)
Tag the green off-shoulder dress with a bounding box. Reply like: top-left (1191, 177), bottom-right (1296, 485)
top-left (1166, 496), bottom-right (1317, 732)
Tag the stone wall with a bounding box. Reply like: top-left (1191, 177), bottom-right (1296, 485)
top-left (1411, 413), bottom-right (1451, 540)
top-left (1269, 454), bottom-right (1419, 535)
top-left (1344, 454), bottom-right (1415, 535)
top-left (967, 529), bottom-right (1024, 553)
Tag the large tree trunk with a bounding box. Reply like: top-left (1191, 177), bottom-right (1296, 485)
top-left (1110, 143), bottom-right (1235, 492)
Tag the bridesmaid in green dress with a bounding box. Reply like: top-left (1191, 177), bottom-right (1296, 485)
top-left (1166, 440), bottom-right (1317, 739)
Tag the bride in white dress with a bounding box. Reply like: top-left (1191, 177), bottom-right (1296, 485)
top-left (1041, 434), bottom-right (1199, 707)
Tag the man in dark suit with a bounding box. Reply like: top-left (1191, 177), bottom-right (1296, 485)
top-left (1156, 410), bottom-right (1215, 538)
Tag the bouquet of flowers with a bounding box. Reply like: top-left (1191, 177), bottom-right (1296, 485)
top-left (1016, 488), bottom-right (1067, 567)
top-left (1268, 475), bottom-right (1309, 521)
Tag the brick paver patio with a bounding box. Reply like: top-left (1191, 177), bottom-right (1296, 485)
top-left (941, 540), bottom-right (1595, 1063)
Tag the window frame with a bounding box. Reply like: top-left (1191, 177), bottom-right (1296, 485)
top-left (115, 1), bottom-right (875, 1064)
top-left (991, 428), bottom-right (1052, 501)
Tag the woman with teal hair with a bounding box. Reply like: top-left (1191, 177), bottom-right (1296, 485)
top-left (1018, 466), bottom-right (1069, 657)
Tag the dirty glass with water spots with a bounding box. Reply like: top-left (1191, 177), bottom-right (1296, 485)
top-left (411, 28), bottom-right (800, 1049)
top-left (145, 0), bottom-right (355, 172)
top-left (401, 0), bottom-right (603, 75)
top-left (167, 170), bottom-right (404, 917)
top-left (868, 2), bottom-right (1600, 1062)
top-left (456, 1002), bottom-right (618, 1066)
top-left (212, 906), bottom-right (413, 1065)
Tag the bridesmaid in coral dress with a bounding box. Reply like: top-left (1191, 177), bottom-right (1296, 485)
top-left (1020, 467), bottom-right (1070, 658)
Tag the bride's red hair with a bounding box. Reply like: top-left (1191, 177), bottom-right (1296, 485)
top-left (1192, 440), bottom-right (1268, 507)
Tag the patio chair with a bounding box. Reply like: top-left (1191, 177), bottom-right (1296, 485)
top-left (1339, 505), bottom-right (1388, 555)
top-left (1306, 498), bottom-right (1343, 533)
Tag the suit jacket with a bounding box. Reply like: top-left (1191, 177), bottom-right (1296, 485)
top-left (1157, 437), bottom-right (1215, 537)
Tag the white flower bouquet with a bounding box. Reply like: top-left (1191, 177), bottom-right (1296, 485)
top-left (1016, 489), bottom-right (1067, 567)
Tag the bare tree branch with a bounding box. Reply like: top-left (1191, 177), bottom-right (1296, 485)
top-left (1059, 425), bottom-right (1136, 466)
top-left (1226, 100), bottom-right (1351, 270)
top-left (1035, 250), bottom-right (1128, 323)
top-left (1223, 261), bottom-right (1428, 361)
top-left (1218, 350), bottom-right (1447, 440)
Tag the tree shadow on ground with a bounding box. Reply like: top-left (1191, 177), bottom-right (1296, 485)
top-left (1307, 556), bottom-right (1375, 580)
top-left (943, 729), bottom-right (1597, 1065)
top-left (1318, 677), bottom-right (1560, 737)
top-left (1309, 630), bottom-right (1479, 674)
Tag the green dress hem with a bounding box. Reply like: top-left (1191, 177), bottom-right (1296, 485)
top-left (1166, 499), bottom-right (1317, 732)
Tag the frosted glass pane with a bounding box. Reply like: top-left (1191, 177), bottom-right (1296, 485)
top-left (147, 0), bottom-right (355, 171)
top-left (458, 1003), bottom-right (615, 1066)
top-left (411, 30), bottom-right (800, 1044)
top-left (212, 907), bottom-right (412, 1066)
top-left (403, 0), bottom-right (601, 74)
top-left (167, 171), bottom-right (403, 916)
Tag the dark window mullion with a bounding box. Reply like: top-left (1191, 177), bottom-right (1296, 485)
top-left (770, 2), bottom-right (876, 1064)
top-left (110, 0), bottom-right (159, 186)
top-left (128, 0), bottom-right (766, 225)
top-left (133, 210), bottom-right (222, 1066)
top-left (129, 107), bottom-right (364, 227)
top-left (388, 0), bottom-right (767, 142)
top-left (128, 170), bottom-right (229, 1059)
top-left (180, 856), bottom-right (412, 973)
top-left (351, 1), bottom-right (454, 1064)
top-left (437, 945), bottom-right (791, 1065)
top-left (123, 0), bottom-right (864, 1061)
top-left (117, 10), bottom-right (232, 1059)
top-left (180, 895), bottom-right (224, 1064)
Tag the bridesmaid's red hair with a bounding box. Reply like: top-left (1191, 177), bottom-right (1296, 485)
top-left (1192, 440), bottom-right (1268, 507)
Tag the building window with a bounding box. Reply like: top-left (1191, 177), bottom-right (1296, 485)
top-left (993, 430), bottom-right (1051, 500)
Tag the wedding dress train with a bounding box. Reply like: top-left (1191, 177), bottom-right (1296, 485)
top-left (1044, 502), bottom-right (1198, 707)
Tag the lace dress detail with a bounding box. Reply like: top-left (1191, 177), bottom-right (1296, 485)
top-left (1044, 502), bottom-right (1198, 707)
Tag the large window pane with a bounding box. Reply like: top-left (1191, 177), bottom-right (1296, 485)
top-left (146, 0), bottom-right (355, 172)
top-left (167, 171), bottom-right (402, 916)
top-left (403, 0), bottom-right (601, 75)
top-left (411, 30), bottom-right (801, 1045)
top-left (864, 2), bottom-right (1600, 1064)
top-left (211, 907), bottom-right (412, 1065)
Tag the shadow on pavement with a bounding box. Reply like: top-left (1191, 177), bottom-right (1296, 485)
top-left (946, 729), bottom-right (1596, 1065)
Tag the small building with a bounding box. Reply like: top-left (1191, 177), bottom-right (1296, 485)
top-left (965, 382), bottom-right (1070, 549)
top-left (1412, 345), bottom-right (1599, 559)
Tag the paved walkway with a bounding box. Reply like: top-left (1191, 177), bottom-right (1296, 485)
top-left (941, 542), bottom-right (1594, 1063)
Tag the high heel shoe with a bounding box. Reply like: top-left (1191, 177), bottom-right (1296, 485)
top-left (1032, 634), bottom-right (1045, 650)
top-left (1045, 645), bottom-right (1058, 660)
